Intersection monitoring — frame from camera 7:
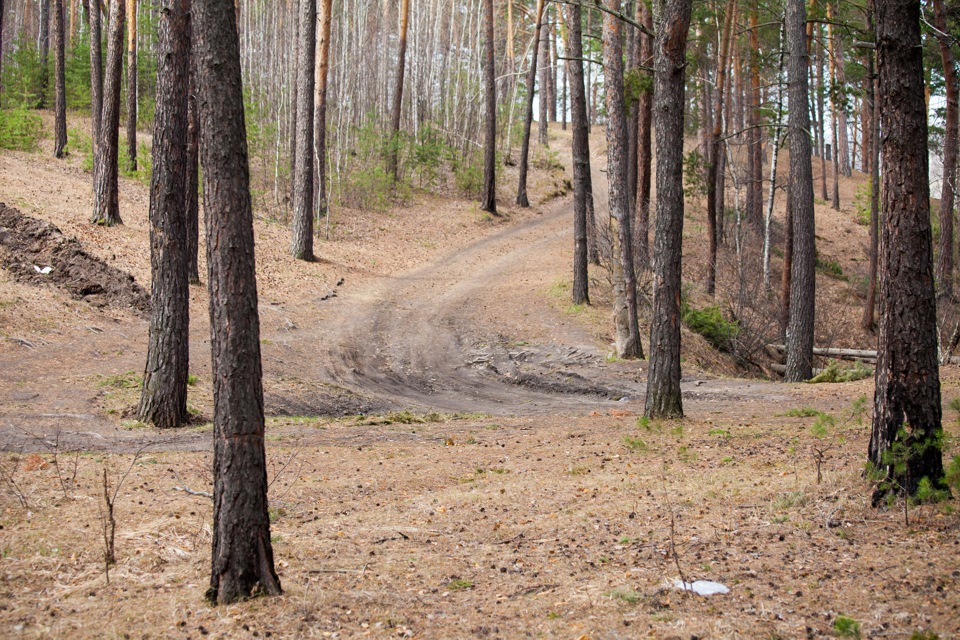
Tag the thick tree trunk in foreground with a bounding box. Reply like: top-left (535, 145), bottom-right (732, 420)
top-left (480, 0), bottom-right (497, 214)
top-left (603, 0), bottom-right (642, 360)
top-left (314, 0), bottom-right (333, 221)
top-left (869, 0), bottom-right (945, 503)
top-left (517, 0), bottom-right (545, 207)
top-left (646, 0), bottom-right (693, 419)
top-left (137, 0), bottom-right (190, 430)
top-left (92, 0), bottom-right (125, 227)
top-left (194, 0), bottom-right (282, 604)
top-left (125, 0), bottom-right (138, 172)
top-left (53, 0), bottom-right (67, 157)
top-left (290, 0), bottom-right (315, 261)
top-left (634, 0), bottom-right (653, 271)
top-left (567, 2), bottom-right (590, 306)
top-left (388, 0), bottom-right (409, 181)
top-left (934, 0), bottom-right (957, 300)
top-left (88, 0), bottom-right (103, 149)
top-left (783, 0), bottom-right (816, 381)
top-left (186, 39), bottom-right (200, 286)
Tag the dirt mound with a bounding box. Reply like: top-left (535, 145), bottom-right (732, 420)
top-left (0, 203), bottom-right (149, 316)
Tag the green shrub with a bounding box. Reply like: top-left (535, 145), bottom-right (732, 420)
top-left (0, 40), bottom-right (45, 107)
top-left (681, 301), bottom-right (739, 352)
top-left (808, 361), bottom-right (872, 384)
top-left (452, 152), bottom-right (484, 197)
top-left (0, 108), bottom-right (44, 151)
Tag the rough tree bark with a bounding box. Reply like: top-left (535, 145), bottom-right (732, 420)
top-left (125, 0), bottom-right (138, 172)
top-left (603, 0), bottom-right (643, 360)
top-left (634, 0), bottom-right (653, 271)
top-left (388, 0), bottom-right (409, 181)
top-left (480, 0), bottom-right (496, 214)
top-left (646, 0), bottom-right (693, 419)
top-left (39, 0), bottom-right (49, 107)
top-left (783, 0), bottom-right (816, 381)
top-left (137, 0), bottom-right (190, 430)
top-left (517, 0), bottom-right (545, 207)
top-left (91, 0), bottom-right (125, 227)
top-left (934, 0), bottom-right (957, 300)
top-left (88, 0), bottom-right (103, 149)
top-left (745, 8), bottom-right (762, 233)
top-left (194, 0), bottom-right (283, 604)
top-left (567, 2), bottom-right (591, 306)
top-left (53, 0), bottom-right (67, 157)
top-left (869, 0), bottom-right (945, 503)
top-left (313, 0), bottom-right (333, 220)
top-left (290, 0), bottom-right (315, 261)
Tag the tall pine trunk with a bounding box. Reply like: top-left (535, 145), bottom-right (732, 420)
top-left (603, 0), bottom-right (642, 360)
top-left (88, 0), bottom-right (103, 150)
top-left (137, 0), bottom-right (190, 430)
top-left (53, 0), bottom-right (67, 157)
top-left (869, 0), bottom-right (945, 503)
top-left (186, 33), bottom-right (201, 286)
top-left (290, 0), bottom-right (315, 261)
top-left (480, 0), bottom-right (497, 214)
top-left (388, 0), bottom-right (409, 181)
top-left (516, 0), bottom-right (545, 207)
top-left (91, 0), bottom-right (125, 227)
top-left (783, 0), bottom-right (816, 381)
top-left (646, 0), bottom-right (693, 419)
top-left (125, 0), bottom-right (138, 172)
top-left (538, 10), bottom-right (549, 146)
top-left (39, 0), bottom-right (49, 107)
top-left (567, 2), bottom-right (591, 305)
top-left (194, 0), bottom-right (282, 604)
top-left (314, 0), bottom-right (333, 221)
top-left (934, 0), bottom-right (957, 300)
top-left (634, 0), bottom-right (653, 271)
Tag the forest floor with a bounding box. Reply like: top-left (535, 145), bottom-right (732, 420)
top-left (0, 114), bottom-right (957, 639)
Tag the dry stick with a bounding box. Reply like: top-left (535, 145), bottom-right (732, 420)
top-left (98, 444), bottom-right (150, 584)
top-left (0, 445), bottom-right (28, 509)
top-left (661, 473), bottom-right (688, 592)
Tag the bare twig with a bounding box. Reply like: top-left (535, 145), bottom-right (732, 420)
top-left (0, 446), bottom-right (29, 509)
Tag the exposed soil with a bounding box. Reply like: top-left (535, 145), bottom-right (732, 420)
top-left (0, 116), bottom-right (957, 638)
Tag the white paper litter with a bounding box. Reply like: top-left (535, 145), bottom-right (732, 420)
top-left (673, 579), bottom-right (730, 596)
top-left (33, 265), bottom-right (53, 275)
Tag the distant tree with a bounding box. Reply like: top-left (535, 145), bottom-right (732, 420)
top-left (480, 0), bottom-right (496, 214)
top-left (934, 0), bottom-right (958, 300)
top-left (88, 0), bottom-right (103, 149)
top-left (745, 8), bottom-right (763, 233)
top-left (138, 0), bottom-right (190, 430)
top-left (314, 0), bottom-right (333, 220)
top-left (290, 0), bottom-right (315, 261)
top-left (869, 0), bottom-right (945, 503)
top-left (125, 0), bottom-right (138, 172)
top-left (91, 0), bottom-right (125, 227)
top-left (388, 0), bottom-right (410, 181)
top-left (194, 0), bottom-right (282, 604)
top-left (634, 0), bottom-right (653, 271)
top-left (39, 0), bottom-right (50, 107)
top-left (783, 0), bottom-right (816, 381)
top-left (602, 0), bottom-right (643, 360)
top-left (567, 1), bottom-right (591, 305)
top-left (53, 0), bottom-right (67, 157)
top-left (516, 0), bottom-right (545, 207)
top-left (646, 0), bottom-right (693, 419)
top-left (538, 7), bottom-right (549, 147)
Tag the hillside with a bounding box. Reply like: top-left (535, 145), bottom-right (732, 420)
top-left (0, 114), bottom-right (957, 638)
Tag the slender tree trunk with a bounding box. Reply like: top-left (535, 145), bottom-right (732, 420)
top-left (194, 0), bottom-right (282, 604)
top-left (53, 0), bottom-right (67, 157)
top-left (745, 9), bottom-right (762, 233)
top-left (388, 0), bottom-right (409, 181)
top-left (39, 0), bottom-right (50, 107)
top-left (816, 24), bottom-right (828, 201)
top-left (864, 50), bottom-right (880, 331)
top-left (538, 6), bottom-right (549, 146)
top-left (480, 0), bottom-right (496, 214)
top-left (763, 22), bottom-right (786, 292)
top-left (0, 0), bottom-right (5, 105)
top-left (783, 0), bottom-right (816, 381)
top-left (125, 0), bottom-right (138, 172)
top-left (831, 99), bottom-right (840, 210)
top-left (603, 0), bottom-right (642, 360)
top-left (934, 0), bottom-right (957, 300)
top-left (289, 0), bottom-right (299, 208)
top-left (870, 0), bottom-right (945, 503)
top-left (314, 0), bottom-right (333, 220)
top-left (634, 0), bottom-right (653, 271)
top-left (646, 0), bottom-right (693, 419)
top-left (291, 0), bottom-right (315, 261)
top-left (186, 52), bottom-right (200, 286)
top-left (89, 0), bottom-right (103, 150)
top-left (705, 0), bottom-right (735, 296)
top-left (516, 0), bottom-right (545, 207)
top-left (780, 184), bottom-right (793, 336)
top-left (91, 0), bottom-right (125, 227)
top-left (137, 0), bottom-right (190, 430)
top-left (568, 2), bottom-right (590, 306)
